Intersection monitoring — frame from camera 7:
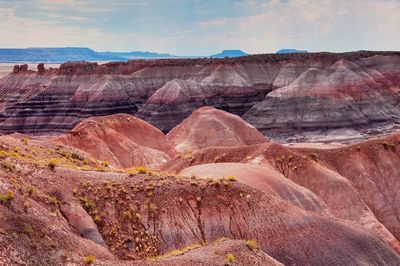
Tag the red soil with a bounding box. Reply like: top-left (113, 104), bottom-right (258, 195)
top-left (56, 114), bottom-right (176, 168)
top-left (167, 106), bottom-right (268, 152)
top-left (0, 123), bottom-right (399, 265)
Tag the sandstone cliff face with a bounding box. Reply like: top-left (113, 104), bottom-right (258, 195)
top-left (0, 51), bottom-right (399, 142)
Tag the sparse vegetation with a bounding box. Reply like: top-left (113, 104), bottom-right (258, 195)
top-left (26, 185), bottom-right (37, 197)
top-left (79, 196), bottom-right (94, 211)
top-left (309, 153), bottom-right (318, 162)
top-left (23, 200), bottom-right (31, 211)
top-left (224, 253), bottom-right (235, 266)
top-left (245, 239), bottom-right (258, 250)
top-left (0, 190), bottom-right (14, 204)
top-left (382, 141), bottom-right (396, 151)
top-left (137, 166), bottom-right (151, 174)
top-left (23, 225), bottom-right (33, 235)
top-left (151, 244), bottom-right (202, 260)
top-left (223, 175), bottom-right (237, 182)
top-left (122, 210), bottom-right (132, 219)
top-left (48, 159), bottom-right (57, 171)
top-left (0, 161), bottom-right (15, 171)
top-left (83, 255), bottom-right (96, 264)
top-left (273, 154), bottom-right (301, 178)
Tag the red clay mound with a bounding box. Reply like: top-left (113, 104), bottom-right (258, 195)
top-left (167, 106), bottom-right (268, 152)
top-left (180, 162), bottom-right (328, 214)
top-left (56, 113), bottom-right (176, 168)
top-left (292, 133), bottom-right (400, 241)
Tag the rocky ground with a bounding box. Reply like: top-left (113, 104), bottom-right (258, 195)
top-left (0, 107), bottom-right (399, 265)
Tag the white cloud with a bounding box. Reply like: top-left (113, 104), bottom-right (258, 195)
top-left (0, 0), bottom-right (399, 54)
top-left (199, 18), bottom-right (227, 27)
top-left (36, 0), bottom-right (113, 13)
top-left (0, 6), bottom-right (104, 48)
top-left (195, 0), bottom-right (400, 53)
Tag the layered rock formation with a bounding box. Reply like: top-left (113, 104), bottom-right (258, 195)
top-left (243, 55), bottom-right (400, 142)
top-left (0, 51), bottom-right (399, 143)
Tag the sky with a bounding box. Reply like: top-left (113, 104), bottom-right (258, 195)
top-left (0, 0), bottom-right (399, 56)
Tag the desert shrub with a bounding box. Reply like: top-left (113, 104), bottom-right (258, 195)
top-left (47, 195), bottom-right (59, 206)
top-left (0, 150), bottom-right (8, 158)
top-left (102, 161), bottom-right (110, 167)
top-left (48, 159), bottom-right (57, 171)
top-left (0, 161), bottom-right (15, 171)
top-left (382, 141), bottom-right (395, 151)
top-left (23, 200), bottom-right (31, 211)
top-left (23, 225), bottom-right (33, 235)
top-left (136, 166), bottom-right (149, 174)
top-left (83, 255), bottom-right (96, 264)
top-left (309, 153), bottom-right (318, 162)
top-left (0, 191), bottom-right (14, 204)
top-left (152, 244), bottom-right (202, 260)
top-left (245, 239), bottom-right (258, 250)
top-left (122, 210), bottom-right (132, 219)
top-left (93, 215), bottom-right (102, 224)
top-left (79, 196), bottom-right (94, 211)
top-left (26, 185), bottom-right (37, 197)
top-left (224, 253), bottom-right (235, 266)
top-left (224, 175), bottom-right (237, 182)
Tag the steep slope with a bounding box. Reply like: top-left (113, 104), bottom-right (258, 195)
top-left (292, 133), bottom-right (400, 240)
top-left (179, 162), bottom-right (328, 213)
top-left (0, 51), bottom-right (399, 143)
top-left (1, 124), bottom-right (400, 265)
top-left (56, 114), bottom-right (175, 168)
top-left (166, 106), bottom-right (268, 152)
top-left (162, 140), bottom-right (400, 253)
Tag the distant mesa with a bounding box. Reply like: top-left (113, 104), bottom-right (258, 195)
top-left (276, 49), bottom-right (308, 54)
top-left (209, 49), bottom-right (248, 58)
top-left (0, 47), bottom-right (179, 63)
top-left (98, 50), bottom-right (178, 59)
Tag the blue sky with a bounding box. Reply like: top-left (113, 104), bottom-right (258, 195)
top-left (0, 0), bottom-right (399, 55)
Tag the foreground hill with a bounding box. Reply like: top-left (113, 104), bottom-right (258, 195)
top-left (0, 51), bottom-right (399, 143)
top-left (0, 106), bottom-right (400, 264)
top-left (0, 134), bottom-right (399, 265)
